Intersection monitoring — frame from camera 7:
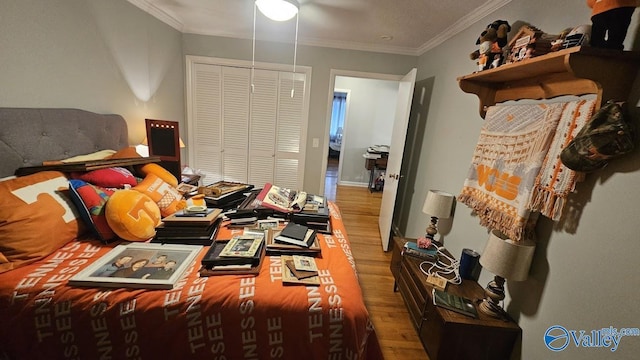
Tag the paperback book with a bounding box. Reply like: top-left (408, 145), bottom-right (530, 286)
top-left (432, 288), bottom-right (478, 318)
top-left (403, 242), bottom-right (438, 261)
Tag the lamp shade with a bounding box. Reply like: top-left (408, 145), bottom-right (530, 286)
top-left (480, 230), bottom-right (536, 281)
top-left (422, 190), bottom-right (455, 218)
top-left (256, 0), bottom-right (299, 21)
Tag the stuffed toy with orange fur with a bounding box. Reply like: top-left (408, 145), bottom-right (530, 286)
top-left (105, 189), bottom-right (162, 241)
top-left (103, 162), bottom-right (212, 241)
top-left (105, 163), bottom-right (192, 241)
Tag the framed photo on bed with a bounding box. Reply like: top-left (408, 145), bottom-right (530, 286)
top-left (69, 243), bottom-right (203, 290)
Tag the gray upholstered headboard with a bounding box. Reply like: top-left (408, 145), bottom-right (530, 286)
top-left (0, 108), bottom-right (129, 178)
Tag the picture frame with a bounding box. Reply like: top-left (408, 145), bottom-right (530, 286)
top-left (219, 236), bottom-right (263, 258)
top-left (198, 181), bottom-right (251, 197)
top-left (257, 219), bottom-right (280, 230)
top-left (69, 243), bottom-right (203, 290)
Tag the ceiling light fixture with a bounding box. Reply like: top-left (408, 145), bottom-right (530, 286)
top-left (255, 0), bottom-right (299, 22)
top-left (252, 0), bottom-right (300, 97)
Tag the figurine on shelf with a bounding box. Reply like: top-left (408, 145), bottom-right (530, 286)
top-left (586, 0), bottom-right (639, 50)
top-left (470, 20), bottom-right (511, 71)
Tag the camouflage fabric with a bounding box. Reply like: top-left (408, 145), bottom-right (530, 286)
top-left (560, 100), bottom-right (635, 172)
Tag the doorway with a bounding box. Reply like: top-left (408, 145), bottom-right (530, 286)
top-left (325, 90), bottom-right (348, 201)
top-left (322, 74), bottom-right (401, 194)
top-left (321, 68), bottom-right (416, 250)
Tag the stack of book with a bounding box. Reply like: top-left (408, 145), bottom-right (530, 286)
top-left (402, 242), bottom-right (438, 261)
top-left (281, 255), bottom-right (320, 285)
top-left (199, 232), bottom-right (265, 276)
top-left (152, 208), bottom-right (222, 246)
top-left (265, 222), bottom-right (321, 256)
top-left (290, 194), bottom-right (331, 234)
top-left (200, 181), bottom-right (254, 210)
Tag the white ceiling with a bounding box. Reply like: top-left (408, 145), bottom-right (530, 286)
top-left (127, 0), bottom-right (512, 56)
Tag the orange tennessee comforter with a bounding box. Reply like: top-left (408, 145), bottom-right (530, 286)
top-left (0, 202), bottom-right (382, 360)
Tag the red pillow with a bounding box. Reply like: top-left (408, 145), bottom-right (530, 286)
top-left (72, 167), bottom-right (137, 188)
top-left (69, 179), bottom-right (116, 242)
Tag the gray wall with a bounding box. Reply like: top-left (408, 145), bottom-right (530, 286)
top-left (409, 0), bottom-right (640, 359)
top-left (0, 0), bottom-right (185, 146)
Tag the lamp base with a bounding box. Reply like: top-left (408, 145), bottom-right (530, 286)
top-left (425, 216), bottom-right (439, 239)
top-left (478, 298), bottom-right (505, 318)
top-left (478, 275), bottom-right (506, 319)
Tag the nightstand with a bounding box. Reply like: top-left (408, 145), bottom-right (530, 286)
top-left (390, 237), bottom-right (521, 360)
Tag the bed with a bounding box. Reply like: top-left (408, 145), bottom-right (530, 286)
top-left (0, 108), bottom-right (382, 359)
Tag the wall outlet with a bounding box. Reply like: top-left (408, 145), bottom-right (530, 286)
top-left (312, 138), bottom-right (319, 148)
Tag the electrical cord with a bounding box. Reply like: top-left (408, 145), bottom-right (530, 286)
top-left (418, 245), bottom-right (462, 285)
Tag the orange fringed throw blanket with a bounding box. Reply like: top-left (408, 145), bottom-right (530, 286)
top-left (530, 98), bottom-right (596, 220)
top-left (459, 102), bottom-right (565, 241)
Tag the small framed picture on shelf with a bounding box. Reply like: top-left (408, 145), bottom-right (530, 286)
top-left (68, 243), bottom-right (203, 290)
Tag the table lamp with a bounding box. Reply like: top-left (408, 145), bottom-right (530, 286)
top-left (421, 190), bottom-right (455, 242)
top-left (478, 230), bottom-right (536, 318)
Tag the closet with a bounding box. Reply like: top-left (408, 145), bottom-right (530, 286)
top-left (186, 56), bottom-right (310, 189)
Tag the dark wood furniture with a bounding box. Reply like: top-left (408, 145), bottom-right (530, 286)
top-left (365, 157), bottom-right (387, 192)
top-left (391, 237), bottom-right (521, 360)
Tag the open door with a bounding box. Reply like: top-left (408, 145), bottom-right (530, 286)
top-left (378, 68), bottom-right (417, 251)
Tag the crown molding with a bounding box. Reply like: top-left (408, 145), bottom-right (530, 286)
top-left (129, 0), bottom-right (511, 57)
top-left (127, 0), bottom-right (184, 32)
top-left (417, 0), bottom-right (512, 55)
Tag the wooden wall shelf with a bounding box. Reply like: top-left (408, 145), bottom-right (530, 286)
top-left (458, 46), bottom-right (640, 118)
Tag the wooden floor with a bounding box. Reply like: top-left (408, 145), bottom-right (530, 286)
top-left (325, 158), bottom-right (428, 359)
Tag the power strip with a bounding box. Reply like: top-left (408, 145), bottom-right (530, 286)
top-left (426, 274), bottom-right (447, 291)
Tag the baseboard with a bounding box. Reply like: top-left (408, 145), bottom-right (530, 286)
top-left (338, 181), bottom-right (368, 188)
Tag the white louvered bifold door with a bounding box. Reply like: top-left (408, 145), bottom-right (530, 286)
top-left (221, 67), bottom-right (250, 183)
top-left (192, 63), bottom-right (222, 185)
top-left (274, 72), bottom-right (306, 189)
top-left (248, 69), bottom-right (278, 187)
top-left (187, 57), bottom-right (308, 189)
